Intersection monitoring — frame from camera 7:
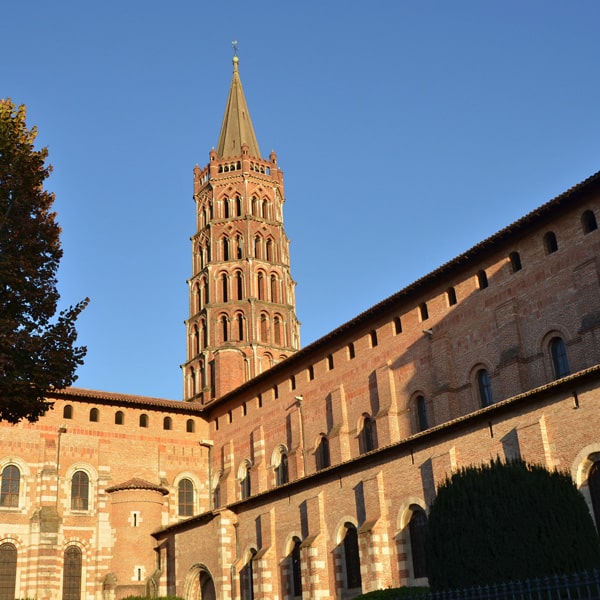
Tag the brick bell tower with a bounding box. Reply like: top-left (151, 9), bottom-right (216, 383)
top-left (183, 52), bottom-right (300, 403)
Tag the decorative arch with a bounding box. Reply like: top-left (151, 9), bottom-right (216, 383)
top-left (469, 363), bottom-right (494, 408)
top-left (540, 329), bottom-right (572, 381)
top-left (397, 499), bottom-right (428, 583)
top-left (183, 563), bottom-right (217, 600)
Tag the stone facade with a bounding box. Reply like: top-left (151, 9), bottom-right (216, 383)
top-left (1, 57), bottom-right (600, 600)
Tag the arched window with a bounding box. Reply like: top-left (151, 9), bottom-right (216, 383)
top-left (477, 269), bottom-right (488, 289)
top-left (419, 302), bottom-right (429, 321)
top-left (477, 369), bottom-right (493, 407)
top-left (186, 419), bottom-right (195, 433)
top-left (203, 279), bottom-right (209, 305)
top-left (446, 286), bottom-right (457, 306)
top-left (275, 450), bottom-right (289, 486)
top-left (236, 235), bottom-right (244, 259)
top-left (201, 318), bottom-right (208, 348)
top-left (235, 313), bottom-right (244, 341)
top-left (582, 210), bottom-right (598, 234)
top-left (270, 274), bottom-right (278, 302)
top-left (315, 435), bottom-right (330, 471)
top-left (544, 231), bottom-right (558, 254)
top-left (342, 523), bottom-right (362, 591)
top-left (266, 239), bottom-right (273, 261)
top-left (235, 195), bottom-right (242, 217)
top-left (240, 550), bottom-right (256, 600)
top-left (62, 546), bottom-right (82, 600)
top-left (178, 478), bottom-right (194, 516)
top-left (257, 272), bottom-right (265, 300)
top-left (63, 404), bottom-right (73, 419)
top-left (509, 251), bottom-right (522, 272)
top-left (0, 543), bottom-right (17, 600)
top-left (260, 314), bottom-right (268, 342)
top-left (240, 464), bottom-right (251, 500)
top-left (115, 411), bottom-right (124, 425)
top-left (221, 273), bottom-right (228, 302)
top-left (359, 416), bottom-right (376, 454)
top-left (409, 508), bottom-right (427, 579)
top-left (274, 316), bottom-right (282, 345)
top-left (222, 236), bottom-right (229, 261)
top-left (235, 271), bottom-right (243, 300)
top-left (89, 408), bottom-right (99, 422)
top-left (0, 465), bottom-right (20, 508)
top-left (588, 462), bottom-right (600, 533)
top-left (254, 235), bottom-right (261, 259)
top-left (139, 414), bottom-right (148, 428)
top-left (71, 471), bottom-right (89, 511)
top-left (550, 337), bottom-right (570, 379)
top-left (223, 198), bottom-right (230, 219)
top-left (221, 315), bottom-right (229, 342)
top-left (416, 396), bottom-right (428, 432)
top-left (163, 416), bottom-right (172, 431)
top-left (290, 537), bottom-right (302, 598)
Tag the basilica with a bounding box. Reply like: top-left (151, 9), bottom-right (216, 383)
top-left (1, 54), bottom-right (600, 600)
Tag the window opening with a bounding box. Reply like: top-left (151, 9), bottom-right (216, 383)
top-left (446, 286), bottom-right (457, 306)
top-left (178, 478), bottom-right (194, 516)
top-left (0, 465), bottom-right (20, 508)
top-left (419, 302), bottom-right (429, 321)
top-left (370, 330), bottom-right (378, 347)
top-left (71, 471), bottom-right (89, 510)
top-left (477, 270), bottom-right (488, 289)
top-left (544, 231), bottom-right (558, 254)
top-left (0, 543), bottom-right (17, 600)
top-left (315, 436), bottom-right (330, 471)
top-left (550, 337), bottom-right (570, 379)
top-left (409, 509), bottom-right (427, 578)
top-left (394, 316), bottom-right (402, 334)
top-left (477, 369), bottom-right (493, 407)
top-left (343, 523), bottom-right (362, 590)
top-left (62, 546), bottom-right (82, 600)
top-left (582, 210), bottom-right (598, 234)
top-left (416, 396), bottom-right (428, 432)
top-left (509, 251), bottom-right (522, 272)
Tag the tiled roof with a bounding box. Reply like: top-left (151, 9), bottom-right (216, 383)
top-left (105, 477), bottom-right (169, 495)
top-left (48, 387), bottom-right (204, 414)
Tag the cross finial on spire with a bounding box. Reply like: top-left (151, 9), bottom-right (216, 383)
top-left (232, 40), bottom-right (239, 57)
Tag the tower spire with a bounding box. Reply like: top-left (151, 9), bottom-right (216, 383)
top-left (216, 45), bottom-right (261, 159)
top-left (183, 51), bottom-right (300, 404)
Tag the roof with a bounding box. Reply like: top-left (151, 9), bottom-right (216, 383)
top-left (216, 55), bottom-right (261, 160)
top-left (48, 387), bottom-right (204, 414)
top-left (106, 477), bottom-right (169, 495)
top-left (207, 168), bottom-right (600, 409)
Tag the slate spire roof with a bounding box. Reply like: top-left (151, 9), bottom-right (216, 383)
top-left (216, 54), bottom-right (261, 160)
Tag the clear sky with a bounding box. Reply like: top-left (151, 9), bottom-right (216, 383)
top-left (3, 1), bottom-right (600, 400)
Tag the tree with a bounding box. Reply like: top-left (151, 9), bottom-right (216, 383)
top-left (0, 99), bottom-right (88, 424)
top-left (425, 458), bottom-right (600, 590)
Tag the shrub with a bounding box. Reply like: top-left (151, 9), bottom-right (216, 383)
top-left (425, 458), bottom-right (600, 590)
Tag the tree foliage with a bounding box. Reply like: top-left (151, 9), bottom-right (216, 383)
top-left (425, 458), bottom-right (600, 590)
top-left (0, 99), bottom-right (88, 423)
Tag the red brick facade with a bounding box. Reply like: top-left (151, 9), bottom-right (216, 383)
top-left (1, 58), bottom-right (600, 600)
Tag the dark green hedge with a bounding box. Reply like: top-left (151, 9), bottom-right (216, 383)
top-left (425, 458), bottom-right (600, 590)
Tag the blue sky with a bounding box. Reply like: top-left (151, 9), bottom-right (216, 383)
top-left (3, 1), bottom-right (600, 400)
